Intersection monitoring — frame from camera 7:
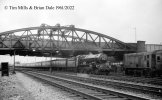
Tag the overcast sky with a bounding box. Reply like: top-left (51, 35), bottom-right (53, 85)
top-left (0, 0), bottom-right (162, 44)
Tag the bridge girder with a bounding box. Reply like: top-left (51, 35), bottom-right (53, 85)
top-left (0, 25), bottom-right (136, 56)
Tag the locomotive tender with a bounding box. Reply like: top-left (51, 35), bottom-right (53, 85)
top-left (124, 50), bottom-right (162, 77)
top-left (17, 53), bottom-right (111, 75)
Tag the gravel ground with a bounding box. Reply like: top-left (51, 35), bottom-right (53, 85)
top-left (0, 72), bottom-right (76, 100)
top-left (0, 72), bottom-right (35, 100)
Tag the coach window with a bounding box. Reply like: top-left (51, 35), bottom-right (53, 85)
top-left (147, 55), bottom-right (149, 59)
top-left (147, 60), bottom-right (149, 67)
top-left (157, 56), bottom-right (160, 62)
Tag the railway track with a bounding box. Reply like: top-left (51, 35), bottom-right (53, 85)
top-left (21, 71), bottom-right (157, 100)
top-left (52, 72), bottom-right (162, 95)
top-left (91, 74), bottom-right (162, 86)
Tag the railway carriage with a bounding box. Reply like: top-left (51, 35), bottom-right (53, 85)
top-left (124, 50), bottom-right (162, 77)
top-left (16, 53), bottom-right (111, 75)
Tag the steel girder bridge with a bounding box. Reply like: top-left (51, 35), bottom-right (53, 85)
top-left (0, 24), bottom-right (136, 58)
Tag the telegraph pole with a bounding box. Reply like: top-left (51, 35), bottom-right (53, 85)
top-left (50, 52), bottom-right (52, 73)
top-left (134, 27), bottom-right (137, 42)
top-left (13, 50), bottom-right (16, 74)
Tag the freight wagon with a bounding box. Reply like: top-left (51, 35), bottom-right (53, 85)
top-left (124, 50), bottom-right (162, 77)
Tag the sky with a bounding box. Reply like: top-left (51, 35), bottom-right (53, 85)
top-left (0, 0), bottom-right (162, 44)
top-left (0, 0), bottom-right (162, 64)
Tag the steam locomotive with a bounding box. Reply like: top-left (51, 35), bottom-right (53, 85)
top-left (124, 50), bottom-right (162, 77)
top-left (16, 53), bottom-right (111, 75)
top-left (77, 53), bottom-right (111, 75)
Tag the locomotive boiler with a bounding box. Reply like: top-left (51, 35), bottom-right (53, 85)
top-left (124, 50), bottom-right (162, 77)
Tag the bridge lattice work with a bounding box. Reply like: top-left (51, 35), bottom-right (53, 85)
top-left (0, 24), bottom-right (136, 56)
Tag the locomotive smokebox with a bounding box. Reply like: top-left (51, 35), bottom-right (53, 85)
top-left (137, 41), bottom-right (146, 53)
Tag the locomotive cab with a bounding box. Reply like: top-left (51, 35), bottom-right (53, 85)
top-left (124, 50), bottom-right (162, 77)
top-left (152, 50), bottom-right (162, 76)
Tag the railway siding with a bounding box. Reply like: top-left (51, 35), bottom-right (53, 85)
top-left (21, 71), bottom-right (161, 100)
